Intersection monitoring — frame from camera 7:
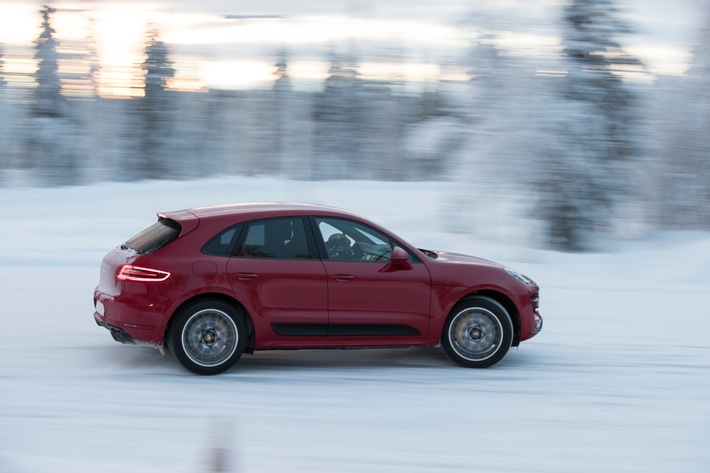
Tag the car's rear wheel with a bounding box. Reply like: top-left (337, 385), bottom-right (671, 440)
top-left (441, 296), bottom-right (513, 368)
top-left (169, 300), bottom-right (246, 375)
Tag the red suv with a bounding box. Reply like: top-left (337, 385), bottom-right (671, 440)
top-left (94, 203), bottom-right (542, 374)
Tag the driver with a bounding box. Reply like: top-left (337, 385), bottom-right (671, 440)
top-left (325, 233), bottom-right (353, 259)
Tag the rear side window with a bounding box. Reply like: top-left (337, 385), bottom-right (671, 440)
top-left (235, 218), bottom-right (312, 259)
top-left (122, 218), bottom-right (181, 254)
top-left (202, 224), bottom-right (243, 257)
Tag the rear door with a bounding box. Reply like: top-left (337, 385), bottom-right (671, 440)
top-left (226, 217), bottom-right (328, 348)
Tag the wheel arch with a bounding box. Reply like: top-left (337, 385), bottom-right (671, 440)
top-left (164, 293), bottom-right (256, 353)
top-left (456, 290), bottom-right (521, 347)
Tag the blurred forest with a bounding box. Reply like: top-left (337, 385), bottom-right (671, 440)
top-left (0, 1), bottom-right (708, 250)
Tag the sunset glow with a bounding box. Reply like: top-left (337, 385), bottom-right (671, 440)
top-left (0, 1), bottom-right (700, 97)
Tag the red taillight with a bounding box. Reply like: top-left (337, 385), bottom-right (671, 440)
top-left (116, 265), bottom-right (171, 282)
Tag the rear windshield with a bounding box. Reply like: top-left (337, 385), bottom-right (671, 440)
top-left (122, 218), bottom-right (181, 254)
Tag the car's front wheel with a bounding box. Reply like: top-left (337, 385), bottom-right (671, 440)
top-left (441, 296), bottom-right (513, 368)
top-left (169, 300), bottom-right (246, 375)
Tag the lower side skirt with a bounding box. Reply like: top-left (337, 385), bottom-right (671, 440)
top-left (271, 323), bottom-right (421, 337)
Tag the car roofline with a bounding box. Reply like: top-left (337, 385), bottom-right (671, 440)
top-left (157, 203), bottom-right (426, 261)
top-left (159, 203), bottom-right (365, 222)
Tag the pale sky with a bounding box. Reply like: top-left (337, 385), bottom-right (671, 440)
top-left (0, 0), bottom-right (706, 97)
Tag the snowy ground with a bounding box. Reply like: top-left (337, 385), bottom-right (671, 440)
top-left (1, 177), bottom-right (709, 472)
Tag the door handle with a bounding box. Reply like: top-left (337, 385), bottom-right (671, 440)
top-left (332, 274), bottom-right (354, 281)
top-left (234, 272), bottom-right (258, 281)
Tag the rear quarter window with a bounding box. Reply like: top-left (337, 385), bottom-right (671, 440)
top-left (202, 224), bottom-right (243, 257)
top-left (122, 218), bottom-right (181, 254)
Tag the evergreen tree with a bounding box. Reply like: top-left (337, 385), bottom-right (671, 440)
top-left (273, 50), bottom-right (290, 93)
top-left (136, 29), bottom-right (175, 179)
top-left (314, 52), bottom-right (364, 179)
top-left (25, 5), bottom-right (84, 186)
top-left (86, 16), bottom-right (101, 99)
top-left (0, 44), bottom-right (6, 181)
top-left (142, 29), bottom-right (174, 101)
top-left (466, 35), bottom-right (507, 114)
top-left (0, 44), bottom-right (6, 94)
top-left (658, 8), bottom-right (710, 228)
top-left (273, 50), bottom-right (292, 177)
top-left (562, 0), bottom-right (639, 160)
top-left (537, 0), bottom-right (641, 250)
top-left (34, 5), bottom-right (63, 117)
top-left (446, 32), bottom-right (546, 236)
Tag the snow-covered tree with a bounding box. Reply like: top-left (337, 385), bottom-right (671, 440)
top-left (34, 5), bottom-right (64, 117)
top-left (273, 50), bottom-right (290, 93)
top-left (657, 7), bottom-right (710, 228)
top-left (562, 0), bottom-right (639, 160)
top-left (0, 44), bottom-right (6, 94)
top-left (536, 0), bottom-right (642, 250)
top-left (142, 29), bottom-right (174, 101)
top-left (0, 44), bottom-right (6, 181)
top-left (23, 5), bottom-right (85, 186)
top-left (273, 51), bottom-right (294, 177)
top-left (85, 16), bottom-right (101, 99)
top-left (445, 32), bottom-right (547, 238)
top-left (314, 52), bottom-right (365, 179)
top-left (135, 28), bottom-right (175, 179)
top-left (466, 35), bottom-right (507, 114)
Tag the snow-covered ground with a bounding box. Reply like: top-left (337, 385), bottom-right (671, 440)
top-left (1, 177), bottom-right (709, 472)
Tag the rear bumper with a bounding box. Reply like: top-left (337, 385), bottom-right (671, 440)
top-left (94, 313), bottom-right (136, 344)
top-left (93, 288), bottom-right (167, 346)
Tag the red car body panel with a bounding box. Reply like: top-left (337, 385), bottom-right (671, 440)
top-left (320, 259), bottom-right (432, 341)
top-left (227, 258), bottom-right (329, 348)
top-left (94, 203), bottom-right (541, 359)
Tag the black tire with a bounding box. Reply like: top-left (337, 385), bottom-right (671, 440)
top-left (169, 300), bottom-right (246, 375)
top-left (441, 296), bottom-right (513, 368)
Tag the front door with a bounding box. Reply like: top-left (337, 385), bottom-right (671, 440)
top-left (311, 217), bottom-right (432, 344)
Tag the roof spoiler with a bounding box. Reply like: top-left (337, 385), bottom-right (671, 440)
top-left (157, 210), bottom-right (199, 237)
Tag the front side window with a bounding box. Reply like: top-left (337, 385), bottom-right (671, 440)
top-left (235, 218), bottom-right (312, 259)
top-left (315, 218), bottom-right (395, 262)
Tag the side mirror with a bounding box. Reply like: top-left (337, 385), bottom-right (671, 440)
top-left (390, 246), bottom-right (412, 270)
